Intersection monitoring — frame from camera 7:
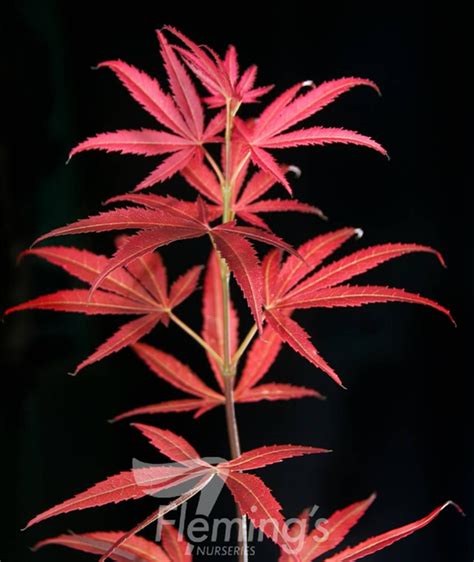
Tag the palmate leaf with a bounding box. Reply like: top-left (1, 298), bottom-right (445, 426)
top-left (25, 424), bottom-right (326, 560)
top-left (68, 32), bottom-right (224, 191)
top-left (280, 496), bottom-right (461, 561)
top-left (263, 229), bottom-right (453, 387)
top-left (235, 77), bottom-right (386, 192)
top-left (165, 26), bottom-right (272, 108)
top-left (111, 336), bottom-right (320, 422)
top-left (31, 201), bottom-right (297, 331)
top-left (5, 245), bottom-right (201, 374)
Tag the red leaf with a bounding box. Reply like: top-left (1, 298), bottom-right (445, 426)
top-left (157, 30), bottom-right (204, 138)
top-left (237, 383), bottom-right (323, 403)
top-left (89, 226), bottom-right (205, 295)
top-left (236, 325), bottom-right (282, 392)
top-left (265, 309), bottom-right (343, 387)
top-left (287, 243), bottom-right (446, 297)
top-left (132, 342), bottom-right (222, 400)
top-left (161, 522), bottom-right (193, 561)
top-left (257, 77), bottom-right (380, 139)
top-left (300, 494), bottom-right (376, 560)
top-left (220, 445), bottom-right (329, 471)
top-left (202, 251), bottom-right (239, 390)
top-left (261, 127), bottom-right (387, 157)
top-left (324, 501), bottom-right (462, 562)
top-left (95, 60), bottom-right (188, 136)
top-left (124, 252), bottom-right (169, 306)
top-left (275, 228), bottom-right (357, 299)
top-left (72, 313), bottom-right (161, 374)
top-left (214, 222), bottom-right (298, 257)
top-left (249, 145), bottom-right (292, 193)
top-left (21, 246), bottom-right (156, 304)
top-left (5, 289), bottom-right (150, 316)
top-left (33, 207), bottom-right (180, 244)
top-left (112, 398), bottom-right (215, 422)
top-left (277, 285), bottom-right (454, 323)
top-left (70, 129), bottom-right (194, 157)
top-left (99, 472), bottom-right (215, 562)
top-left (132, 423), bottom-right (204, 465)
top-left (223, 472), bottom-right (296, 555)
top-left (245, 199), bottom-right (325, 219)
top-left (181, 159), bottom-right (221, 203)
top-left (135, 148), bottom-right (196, 190)
top-left (169, 265), bottom-right (203, 307)
top-left (34, 531), bottom-right (170, 562)
top-left (212, 229), bottom-right (264, 331)
top-left (25, 466), bottom-right (195, 529)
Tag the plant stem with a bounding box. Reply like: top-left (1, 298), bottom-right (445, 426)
top-left (168, 311), bottom-right (223, 366)
top-left (232, 323), bottom-right (258, 367)
top-left (219, 99), bottom-right (248, 562)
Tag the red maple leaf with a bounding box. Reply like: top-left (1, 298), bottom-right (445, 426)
top-left (5, 244), bottom-right (201, 374)
top-left (68, 32), bottom-right (224, 191)
top-left (262, 228), bottom-right (454, 387)
top-left (279, 495), bottom-right (462, 561)
top-left (25, 424), bottom-right (328, 561)
top-left (235, 78), bottom-right (388, 193)
top-left (182, 145), bottom-right (325, 230)
top-left (164, 26), bottom-right (273, 108)
top-left (31, 196), bottom-right (298, 331)
top-left (112, 251), bottom-right (322, 422)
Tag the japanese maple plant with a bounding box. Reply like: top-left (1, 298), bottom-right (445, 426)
top-left (8, 27), bottom-right (460, 561)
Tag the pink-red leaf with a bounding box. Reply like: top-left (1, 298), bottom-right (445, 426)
top-left (286, 243), bottom-right (446, 298)
top-left (202, 251), bottom-right (239, 390)
top-left (261, 127), bottom-right (387, 157)
top-left (300, 494), bottom-right (376, 560)
top-left (132, 423), bottom-right (204, 465)
top-left (34, 532), bottom-right (170, 562)
top-left (70, 129), bottom-right (193, 157)
top-left (237, 383), bottom-right (323, 403)
top-left (223, 472), bottom-right (296, 556)
top-left (157, 30), bottom-right (203, 138)
top-left (72, 313), bottom-right (161, 374)
top-left (245, 199), bottom-right (325, 219)
top-left (265, 309), bottom-right (343, 387)
top-left (21, 246), bottom-right (156, 304)
top-left (95, 60), bottom-right (188, 136)
top-left (99, 472), bottom-right (214, 562)
top-left (237, 326), bottom-right (283, 392)
top-left (136, 148), bottom-right (197, 190)
top-left (258, 77), bottom-right (380, 139)
top-left (169, 265), bottom-right (203, 308)
top-left (25, 466), bottom-right (194, 529)
top-left (112, 398), bottom-right (218, 422)
top-left (212, 230), bottom-right (264, 331)
top-left (275, 228), bottom-right (357, 299)
top-left (132, 342), bottom-right (222, 400)
top-left (161, 522), bottom-right (193, 561)
top-left (277, 285), bottom-right (454, 323)
top-left (324, 502), bottom-right (462, 562)
top-left (5, 289), bottom-right (150, 317)
top-left (220, 445), bottom-right (329, 471)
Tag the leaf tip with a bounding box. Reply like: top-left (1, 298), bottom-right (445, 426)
top-left (354, 227), bottom-right (364, 239)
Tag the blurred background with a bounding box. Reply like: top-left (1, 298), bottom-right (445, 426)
top-left (2, 1), bottom-right (472, 560)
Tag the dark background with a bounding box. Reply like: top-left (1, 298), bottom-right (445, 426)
top-left (2, 1), bottom-right (472, 560)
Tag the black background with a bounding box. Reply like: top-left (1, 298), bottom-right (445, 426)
top-left (2, 1), bottom-right (472, 560)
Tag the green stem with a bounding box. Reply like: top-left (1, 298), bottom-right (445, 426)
top-left (219, 99), bottom-right (249, 562)
top-left (169, 312), bottom-right (223, 366)
top-left (232, 323), bottom-right (258, 368)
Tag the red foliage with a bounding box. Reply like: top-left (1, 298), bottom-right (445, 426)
top-left (7, 26), bottom-right (459, 561)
